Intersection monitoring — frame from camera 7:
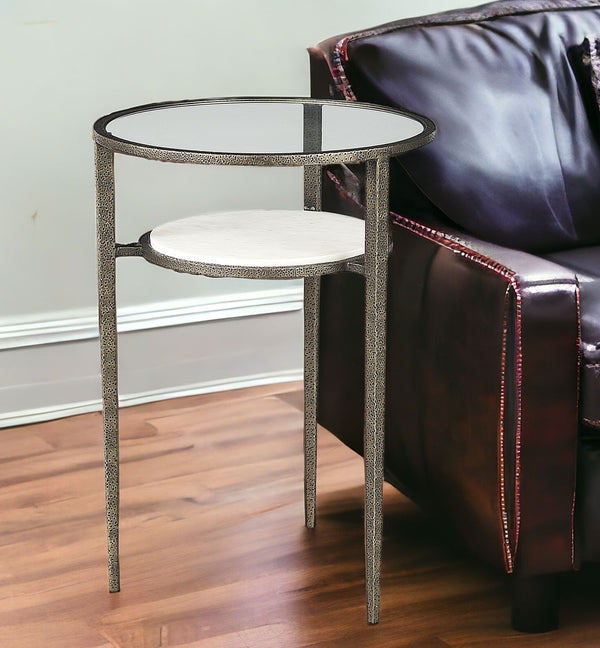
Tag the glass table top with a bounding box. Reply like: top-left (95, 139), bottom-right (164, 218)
top-left (93, 97), bottom-right (435, 164)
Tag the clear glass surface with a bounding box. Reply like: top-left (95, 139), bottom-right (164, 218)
top-left (104, 100), bottom-right (425, 154)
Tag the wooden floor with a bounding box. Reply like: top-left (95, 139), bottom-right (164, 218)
top-left (1, 383), bottom-right (599, 648)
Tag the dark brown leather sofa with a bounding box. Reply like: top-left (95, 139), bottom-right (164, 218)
top-left (309, 0), bottom-right (600, 632)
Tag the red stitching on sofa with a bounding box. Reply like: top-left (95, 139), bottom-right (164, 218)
top-left (499, 286), bottom-right (514, 571)
top-left (331, 38), bottom-right (358, 101)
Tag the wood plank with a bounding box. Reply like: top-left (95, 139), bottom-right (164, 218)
top-left (0, 383), bottom-right (599, 647)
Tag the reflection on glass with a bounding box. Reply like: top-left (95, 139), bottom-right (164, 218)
top-left (105, 101), bottom-right (424, 154)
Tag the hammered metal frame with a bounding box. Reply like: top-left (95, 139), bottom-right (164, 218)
top-left (302, 106), bottom-right (323, 530)
top-left (93, 96), bottom-right (435, 166)
top-left (93, 96), bottom-right (435, 623)
top-left (364, 157), bottom-right (390, 624)
top-left (95, 144), bottom-right (120, 593)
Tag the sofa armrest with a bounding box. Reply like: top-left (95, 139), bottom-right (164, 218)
top-left (393, 215), bottom-right (580, 576)
top-left (316, 169), bottom-right (579, 575)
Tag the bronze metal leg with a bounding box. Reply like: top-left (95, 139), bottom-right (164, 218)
top-left (363, 156), bottom-right (390, 624)
top-left (303, 276), bottom-right (320, 528)
top-left (95, 143), bottom-right (120, 593)
top-left (302, 102), bottom-right (323, 528)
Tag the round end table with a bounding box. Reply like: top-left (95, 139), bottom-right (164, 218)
top-left (93, 96), bottom-right (435, 624)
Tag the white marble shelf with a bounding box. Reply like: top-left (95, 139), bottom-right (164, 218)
top-left (149, 209), bottom-right (365, 267)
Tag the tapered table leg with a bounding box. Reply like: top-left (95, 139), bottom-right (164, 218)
top-left (363, 157), bottom-right (390, 624)
top-left (95, 143), bottom-right (120, 593)
top-left (302, 103), bottom-right (322, 531)
top-left (303, 276), bottom-right (320, 528)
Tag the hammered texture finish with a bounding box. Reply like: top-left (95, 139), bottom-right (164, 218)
top-left (363, 157), bottom-right (390, 625)
top-left (93, 97), bottom-right (434, 624)
top-left (93, 97), bottom-right (435, 168)
top-left (304, 277), bottom-right (320, 529)
top-left (94, 143), bottom-right (120, 593)
top-left (304, 165), bottom-right (322, 212)
top-left (303, 103), bottom-right (323, 154)
top-left (303, 104), bottom-right (323, 531)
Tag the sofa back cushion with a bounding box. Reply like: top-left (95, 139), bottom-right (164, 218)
top-left (326, 0), bottom-right (600, 252)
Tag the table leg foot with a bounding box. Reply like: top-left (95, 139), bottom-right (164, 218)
top-left (106, 449), bottom-right (120, 592)
top-left (365, 466), bottom-right (383, 624)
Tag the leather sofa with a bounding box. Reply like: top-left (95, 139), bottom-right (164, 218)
top-left (309, 0), bottom-right (600, 632)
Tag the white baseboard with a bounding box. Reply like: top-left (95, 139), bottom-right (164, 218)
top-left (0, 369), bottom-right (302, 429)
top-left (0, 285), bottom-right (303, 349)
top-left (0, 288), bottom-right (304, 428)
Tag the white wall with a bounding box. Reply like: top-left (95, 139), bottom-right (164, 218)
top-left (0, 0), bottom-right (470, 426)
